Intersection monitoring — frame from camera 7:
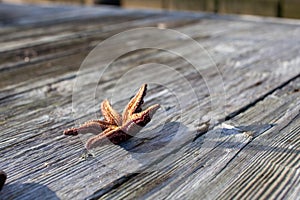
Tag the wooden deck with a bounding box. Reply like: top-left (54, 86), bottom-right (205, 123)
top-left (0, 3), bottom-right (300, 200)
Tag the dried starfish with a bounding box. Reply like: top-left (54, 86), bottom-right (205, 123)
top-left (64, 84), bottom-right (160, 149)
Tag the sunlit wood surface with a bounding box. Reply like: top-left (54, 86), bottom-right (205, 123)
top-left (0, 3), bottom-right (299, 200)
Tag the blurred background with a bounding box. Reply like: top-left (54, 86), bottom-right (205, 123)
top-left (1, 0), bottom-right (300, 19)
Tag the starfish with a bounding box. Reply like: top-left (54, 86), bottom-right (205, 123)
top-left (63, 84), bottom-right (160, 149)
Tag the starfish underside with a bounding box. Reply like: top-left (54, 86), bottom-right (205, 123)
top-left (64, 84), bottom-right (160, 149)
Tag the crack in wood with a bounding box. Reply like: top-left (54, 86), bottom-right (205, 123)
top-left (225, 73), bottom-right (300, 121)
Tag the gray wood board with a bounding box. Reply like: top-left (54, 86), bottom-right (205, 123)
top-left (99, 78), bottom-right (299, 200)
top-left (0, 3), bottom-right (300, 200)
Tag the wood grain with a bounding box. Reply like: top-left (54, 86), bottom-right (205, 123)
top-left (0, 3), bottom-right (299, 200)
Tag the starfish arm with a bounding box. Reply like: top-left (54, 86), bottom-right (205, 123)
top-left (85, 120), bottom-right (115, 130)
top-left (85, 127), bottom-right (132, 149)
top-left (101, 99), bottom-right (122, 126)
top-left (63, 120), bottom-right (114, 136)
top-left (121, 104), bottom-right (160, 135)
top-left (85, 128), bottom-right (113, 149)
top-left (122, 84), bottom-right (147, 123)
top-left (131, 104), bottom-right (160, 127)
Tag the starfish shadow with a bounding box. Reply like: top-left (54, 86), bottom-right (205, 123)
top-left (119, 121), bottom-right (188, 153)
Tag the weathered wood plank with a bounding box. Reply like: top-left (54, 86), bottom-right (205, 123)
top-left (0, 3), bottom-right (300, 200)
top-left (0, 14), bottom-right (199, 68)
top-left (88, 78), bottom-right (300, 200)
top-left (1, 16), bottom-right (299, 99)
top-left (0, 51), bottom-right (298, 198)
top-left (0, 3), bottom-right (144, 27)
